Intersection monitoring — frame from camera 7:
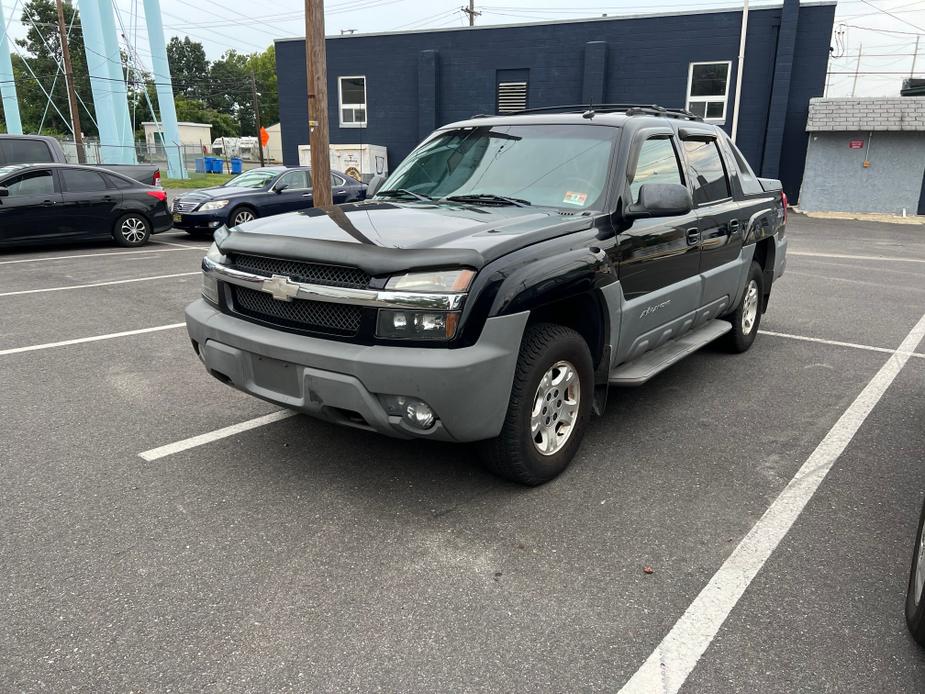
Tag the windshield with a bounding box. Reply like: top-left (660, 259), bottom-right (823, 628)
top-left (379, 124), bottom-right (617, 209)
top-left (224, 169), bottom-right (278, 189)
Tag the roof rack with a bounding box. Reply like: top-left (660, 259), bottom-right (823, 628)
top-left (476, 103), bottom-right (703, 121)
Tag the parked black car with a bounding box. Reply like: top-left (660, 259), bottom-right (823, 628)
top-left (907, 497), bottom-right (925, 646)
top-left (171, 166), bottom-right (367, 235)
top-left (0, 134), bottom-right (162, 186)
top-left (0, 163), bottom-right (172, 248)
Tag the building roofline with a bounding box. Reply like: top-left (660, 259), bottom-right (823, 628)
top-left (274, 1), bottom-right (836, 44)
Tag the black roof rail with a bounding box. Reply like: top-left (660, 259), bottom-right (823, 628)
top-left (472, 103), bottom-right (703, 121)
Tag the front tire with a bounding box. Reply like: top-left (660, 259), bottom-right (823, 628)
top-left (479, 324), bottom-right (593, 486)
top-left (724, 261), bottom-right (764, 353)
top-left (905, 500), bottom-right (925, 646)
top-left (113, 213), bottom-right (151, 247)
top-left (229, 206), bottom-right (257, 227)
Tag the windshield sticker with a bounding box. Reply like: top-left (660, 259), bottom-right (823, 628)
top-left (563, 191), bottom-right (587, 206)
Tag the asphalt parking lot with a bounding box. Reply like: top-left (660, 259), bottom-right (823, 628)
top-left (2, 216), bottom-right (924, 692)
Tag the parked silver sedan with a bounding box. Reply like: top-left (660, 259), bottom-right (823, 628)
top-left (907, 498), bottom-right (925, 645)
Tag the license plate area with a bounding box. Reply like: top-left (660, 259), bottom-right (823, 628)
top-left (172, 212), bottom-right (182, 222)
top-left (250, 355), bottom-right (301, 399)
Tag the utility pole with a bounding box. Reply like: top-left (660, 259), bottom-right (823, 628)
top-left (251, 71), bottom-right (265, 167)
top-left (305, 0), bottom-right (332, 208)
top-left (461, 0), bottom-right (480, 26)
top-left (911, 36), bottom-right (920, 78)
top-left (851, 43), bottom-right (862, 97)
top-left (55, 0), bottom-right (85, 162)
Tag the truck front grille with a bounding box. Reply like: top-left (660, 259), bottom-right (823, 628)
top-left (229, 254), bottom-right (370, 289)
top-left (231, 286), bottom-right (362, 336)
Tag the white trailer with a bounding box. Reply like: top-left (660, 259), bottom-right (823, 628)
top-left (298, 143), bottom-right (388, 182)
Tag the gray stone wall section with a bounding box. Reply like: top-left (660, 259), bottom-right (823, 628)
top-left (799, 131), bottom-right (925, 213)
top-left (806, 97), bottom-right (925, 131)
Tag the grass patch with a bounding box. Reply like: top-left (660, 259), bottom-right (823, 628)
top-left (161, 173), bottom-right (234, 189)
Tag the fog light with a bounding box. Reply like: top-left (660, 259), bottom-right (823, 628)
top-left (379, 395), bottom-right (437, 430)
top-left (209, 221), bottom-right (221, 228)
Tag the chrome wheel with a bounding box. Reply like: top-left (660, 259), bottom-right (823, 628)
top-left (232, 209), bottom-right (255, 225)
top-left (530, 360), bottom-right (580, 456)
top-left (741, 279), bottom-right (759, 335)
top-left (916, 525), bottom-right (925, 605)
top-left (120, 216), bottom-right (147, 243)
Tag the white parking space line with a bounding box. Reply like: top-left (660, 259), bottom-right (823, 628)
top-left (619, 311), bottom-right (925, 694)
top-left (139, 410), bottom-right (298, 462)
top-left (150, 239), bottom-right (209, 249)
top-left (0, 247), bottom-right (203, 265)
top-left (0, 323), bottom-right (185, 356)
top-left (790, 251), bottom-right (925, 264)
top-left (0, 272), bottom-right (199, 297)
top-left (759, 329), bottom-right (925, 360)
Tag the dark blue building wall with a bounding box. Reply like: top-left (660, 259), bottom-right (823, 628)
top-left (276, 2), bottom-right (835, 201)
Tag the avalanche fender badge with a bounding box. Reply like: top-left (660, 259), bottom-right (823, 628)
top-left (563, 191), bottom-right (588, 206)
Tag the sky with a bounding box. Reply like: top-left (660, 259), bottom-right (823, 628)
top-left (2, 0), bottom-right (925, 97)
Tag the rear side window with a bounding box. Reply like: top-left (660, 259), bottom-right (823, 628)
top-left (630, 137), bottom-right (684, 203)
top-left (61, 168), bottom-right (109, 192)
top-left (0, 139), bottom-right (54, 164)
top-left (726, 140), bottom-right (763, 195)
top-left (682, 139), bottom-right (730, 205)
top-left (3, 169), bottom-right (55, 196)
top-left (104, 173), bottom-right (136, 190)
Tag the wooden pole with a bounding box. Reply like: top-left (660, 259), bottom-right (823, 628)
top-left (55, 0), bottom-right (85, 163)
top-left (305, 0), bottom-right (332, 208)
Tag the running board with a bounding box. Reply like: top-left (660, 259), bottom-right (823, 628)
top-left (609, 319), bottom-right (732, 386)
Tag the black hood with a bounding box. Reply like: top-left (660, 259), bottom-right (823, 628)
top-left (216, 200), bottom-right (595, 274)
top-left (178, 186), bottom-right (262, 203)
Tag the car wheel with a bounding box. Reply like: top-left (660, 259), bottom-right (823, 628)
top-left (230, 207), bottom-right (257, 227)
top-left (113, 213), bottom-right (151, 247)
top-left (724, 260), bottom-right (763, 353)
top-left (478, 323), bottom-right (593, 486)
top-left (906, 499), bottom-right (925, 646)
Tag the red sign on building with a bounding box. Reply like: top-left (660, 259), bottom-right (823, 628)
top-left (849, 139), bottom-right (865, 149)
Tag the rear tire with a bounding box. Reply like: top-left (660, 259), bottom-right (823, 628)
top-left (113, 213), bottom-right (151, 247)
top-left (479, 323), bottom-right (593, 486)
top-left (724, 261), bottom-right (763, 353)
top-left (905, 500), bottom-right (925, 646)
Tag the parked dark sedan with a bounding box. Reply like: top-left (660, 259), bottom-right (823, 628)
top-left (171, 166), bottom-right (367, 235)
top-left (0, 163), bottom-right (172, 249)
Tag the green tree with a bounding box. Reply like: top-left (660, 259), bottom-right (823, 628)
top-left (174, 96), bottom-right (239, 139)
top-left (166, 36), bottom-right (209, 100)
top-left (247, 45), bottom-right (278, 130)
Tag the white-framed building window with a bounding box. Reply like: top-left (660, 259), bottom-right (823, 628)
top-left (338, 76), bottom-right (367, 128)
top-left (686, 61), bottom-right (732, 122)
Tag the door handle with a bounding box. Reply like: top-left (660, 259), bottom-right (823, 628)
top-left (335, 190), bottom-right (346, 195)
top-left (301, 193), bottom-right (312, 197)
top-left (41, 199), bottom-right (56, 206)
top-left (686, 227), bottom-right (701, 246)
top-left (728, 219), bottom-right (741, 233)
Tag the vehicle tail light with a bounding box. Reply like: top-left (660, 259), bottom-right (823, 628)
top-left (153, 169), bottom-right (161, 187)
top-left (781, 190), bottom-right (788, 223)
top-left (146, 190), bottom-right (168, 202)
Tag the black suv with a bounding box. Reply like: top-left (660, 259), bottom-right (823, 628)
top-left (185, 104), bottom-right (787, 485)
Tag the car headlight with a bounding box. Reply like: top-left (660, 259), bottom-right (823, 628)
top-left (201, 243), bottom-right (226, 305)
top-left (198, 199), bottom-right (230, 211)
top-left (385, 268), bottom-right (475, 293)
top-left (376, 309), bottom-right (460, 340)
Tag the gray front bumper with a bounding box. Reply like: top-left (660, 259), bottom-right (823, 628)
top-left (185, 299), bottom-right (528, 442)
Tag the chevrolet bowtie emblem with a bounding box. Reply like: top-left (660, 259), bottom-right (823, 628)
top-left (262, 274), bottom-right (300, 302)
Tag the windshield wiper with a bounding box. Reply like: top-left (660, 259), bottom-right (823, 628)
top-left (376, 188), bottom-right (434, 203)
top-left (444, 193), bottom-right (531, 207)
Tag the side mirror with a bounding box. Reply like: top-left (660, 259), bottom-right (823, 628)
top-left (0, 186), bottom-right (8, 198)
top-left (625, 183), bottom-right (692, 219)
top-left (274, 183), bottom-right (288, 194)
top-left (366, 174), bottom-right (385, 197)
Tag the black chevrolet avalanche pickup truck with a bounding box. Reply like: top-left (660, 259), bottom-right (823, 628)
top-left (186, 105), bottom-right (787, 485)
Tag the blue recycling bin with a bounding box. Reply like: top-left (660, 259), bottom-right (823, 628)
top-left (194, 157), bottom-right (206, 174)
top-left (208, 157), bottom-right (223, 174)
top-left (230, 158), bottom-right (243, 174)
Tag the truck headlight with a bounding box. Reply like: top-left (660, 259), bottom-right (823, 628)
top-left (376, 310), bottom-right (460, 340)
top-left (201, 243), bottom-right (226, 305)
top-left (385, 269), bottom-right (475, 292)
top-left (198, 199), bottom-right (230, 211)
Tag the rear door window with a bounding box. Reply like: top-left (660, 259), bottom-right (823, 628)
top-left (725, 140), bottom-right (764, 195)
top-left (60, 168), bottom-right (109, 192)
top-left (103, 173), bottom-right (136, 190)
top-left (629, 137), bottom-right (684, 203)
top-left (682, 139), bottom-right (731, 205)
top-left (0, 139), bottom-right (55, 164)
top-left (3, 169), bottom-right (55, 196)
